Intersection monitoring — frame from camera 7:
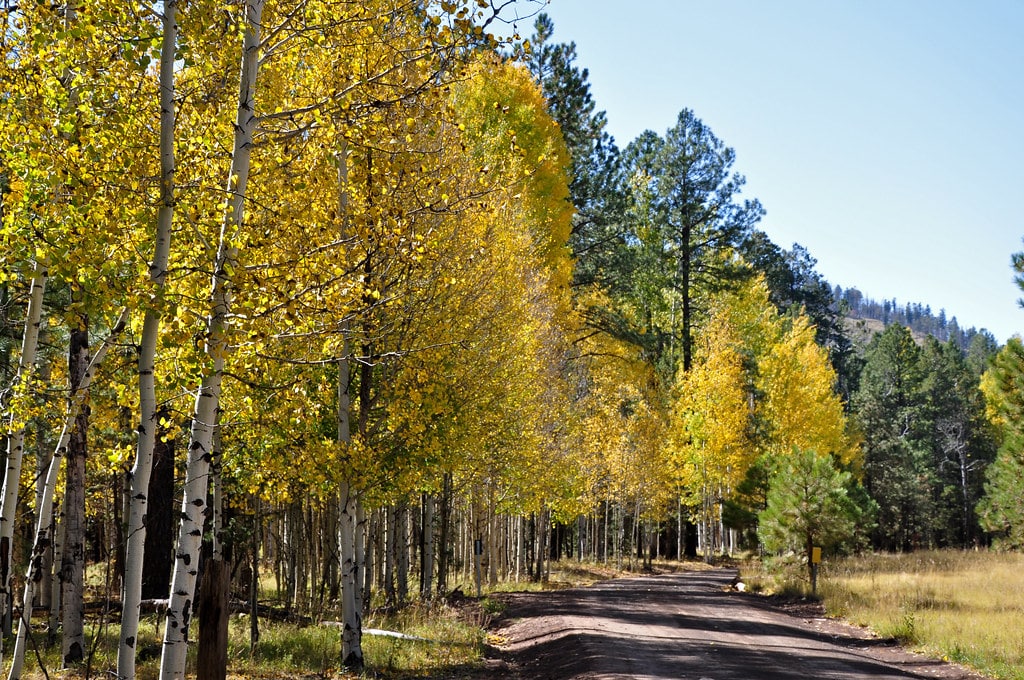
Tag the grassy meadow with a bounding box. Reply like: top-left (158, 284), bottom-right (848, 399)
top-left (821, 550), bottom-right (1024, 680)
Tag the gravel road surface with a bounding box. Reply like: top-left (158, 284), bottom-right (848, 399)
top-left (482, 569), bottom-right (988, 680)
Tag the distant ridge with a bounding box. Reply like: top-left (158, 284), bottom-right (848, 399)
top-left (833, 285), bottom-right (993, 351)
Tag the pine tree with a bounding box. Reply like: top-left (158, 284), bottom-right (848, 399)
top-left (919, 338), bottom-right (995, 546)
top-left (526, 14), bottom-right (625, 291)
top-left (853, 324), bottom-right (933, 550)
top-left (759, 448), bottom-right (872, 583)
top-left (621, 109), bottom-right (763, 374)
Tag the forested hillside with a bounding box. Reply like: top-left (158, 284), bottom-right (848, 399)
top-left (836, 285), bottom-right (997, 351)
top-left (1, 5), bottom-right (1023, 679)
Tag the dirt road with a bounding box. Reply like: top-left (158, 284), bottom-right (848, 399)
top-left (483, 569), bottom-right (987, 680)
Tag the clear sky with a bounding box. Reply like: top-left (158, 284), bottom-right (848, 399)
top-left (514, 0), bottom-right (1024, 343)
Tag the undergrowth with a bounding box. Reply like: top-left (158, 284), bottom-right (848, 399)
top-left (820, 550), bottom-right (1024, 680)
top-left (7, 557), bottom-right (696, 679)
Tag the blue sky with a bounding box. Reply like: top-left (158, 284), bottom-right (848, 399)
top-left (512, 0), bottom-right (1024, 343)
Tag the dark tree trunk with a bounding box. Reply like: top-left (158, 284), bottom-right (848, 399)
top-left (436, 473), bottom-right (452, 596)
top-left (197, 558), bottom-right (229, 680)
top-left (61, 323), bottom-right (89, 666)
top-left (141, 408), bottom-right (174, 599)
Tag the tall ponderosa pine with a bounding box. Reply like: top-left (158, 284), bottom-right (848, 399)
top-left (619, 110), bottom-right (763, 376)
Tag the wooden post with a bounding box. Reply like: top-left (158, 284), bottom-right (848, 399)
top-left (810, 546), bottom-right (822, 595)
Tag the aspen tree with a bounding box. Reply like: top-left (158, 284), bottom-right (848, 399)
top-left (0, 263), bottom-right (45, 656)
top-left (159, 1), bottom-right (263, 677)
top-left (671, 307), bottom-right (752, 560)
top-left (7, 309), bottom-right (127, 680)
top-left (117, 0), bottom-right (178, 675)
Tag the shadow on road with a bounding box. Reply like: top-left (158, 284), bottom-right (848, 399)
top-left (484, 569), bottom-right (984, 680)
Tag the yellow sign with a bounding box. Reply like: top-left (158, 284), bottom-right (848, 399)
top-left (811, 547), bottom-right (822, 564)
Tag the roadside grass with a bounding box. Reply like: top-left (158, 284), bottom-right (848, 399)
top-left (11, 557), bottom-right (693, 679)
top-left (8, 606), bottom-right (483, 680)
top-left (737, 554), bottom-right (816, 597)
top-left (820, 550), bottom-right (1024, 680)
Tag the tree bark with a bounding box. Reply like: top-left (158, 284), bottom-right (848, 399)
top-left (159, 2), bottom-right (262, 677)
top-left (141, 414), bottom-right (174, 600)
top-left (249, 497), bottom-right (260, 653)
top-left (60, 324), bottom-right (90, 667)
top-left (118, 0), bottom-right (177, 674)
top-left (338, 483), bottom-right (362, 669)
top-left (420, 493), bottom-right (434, 601)
top-left (0, 261), bottom-right (47, 656)
top-left (396, 502), bottom-right (409, 604)
top-left (196, 559), bottom-right (229, 680)
top-left (436, 474), bottom-right (452, 596)
top-left (6, 310), bottom-right (126, 680)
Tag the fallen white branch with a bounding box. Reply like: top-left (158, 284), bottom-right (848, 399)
top-left (320, 622), bottom-right (433, 643)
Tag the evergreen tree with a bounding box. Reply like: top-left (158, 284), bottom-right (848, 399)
top-left (919, 338), bottom-right (996, 546)
top-left (965, 331), bottom-right (999, 378)
top-left (616, 110), bottom-right (763, 375)
top-left (526, 15), bottom-right (626, 290)
top-left (853, 324), bottom-right (934, 550)
top-left (758, 448), bottom-right (872, 583)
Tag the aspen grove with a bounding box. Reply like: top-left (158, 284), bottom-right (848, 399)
top-left (0, 3), bottom-right (960, 679)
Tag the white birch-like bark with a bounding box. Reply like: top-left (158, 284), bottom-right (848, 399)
top-left (47, 508), bottom-right (62, 645)
top-left (158, 2), bottom-right (262, 677)
top-left (117, 1), bottom-right (177, 676)
top-left (355, 498), bottom-right (367, 615)
top-left (0, 261), bottom-right (47, 666)
top-left (7, 310), bottom-right (128, 680)
top-left (335, 140), bottom-right (363, 669)
top-left (338, 482), bottom-right (362, 668)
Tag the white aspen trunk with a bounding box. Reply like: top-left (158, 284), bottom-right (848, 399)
top-left (514, 515), bottom-right (522, 582)
top-left (383, 505), bottom-right (396, 605)
top-left (159, 3), bottom-right (261, 677)
top-left (610, 503), bottom-right (618, 569)
top-left (338, 482), bottom-right (362, 668)
top-left (487, 494), bottom-right (498, 586)
top-left (677, 496), bottom-right (683, 561)
top-left (33, 437), bottom-right (51, 611)
top-left (0, 261), bottom-right (47, 659)
top-left (7, 310), bottom-right (127, 680)
top-left (117, 1), bottom-right (177, 675)
top-left (335, 139), bottom-right (363, 668)
top-left (47, 509), bottom-right (62, 645)
top-left (577, 516), bottom-right (585, 562)
top-left (436, 474), bottom-right (451, 596)
top-left (354, 497), bottom-right (367, 616)
top-left (601, 509), bottom-right (607, 561)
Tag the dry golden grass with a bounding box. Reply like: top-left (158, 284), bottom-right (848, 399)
top-left (822, 550), bottom-right (1024, 679)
